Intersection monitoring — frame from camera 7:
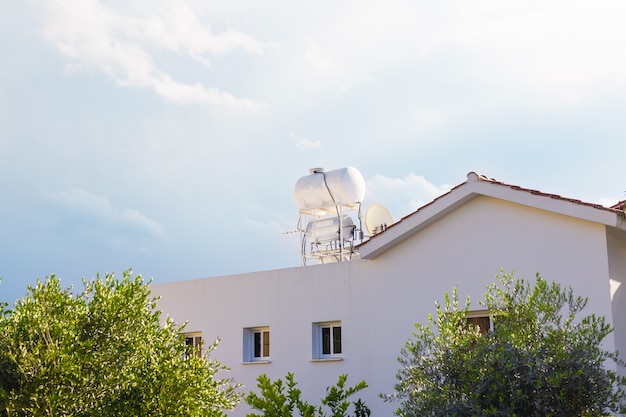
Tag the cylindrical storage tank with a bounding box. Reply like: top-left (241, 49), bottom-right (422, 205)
top-left (294, 167), bottom-right (366, 215)
top-left (305, 215), bottom-right (355, 244)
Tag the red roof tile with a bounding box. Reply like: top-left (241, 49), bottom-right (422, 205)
top-left (364, 172), bottom-right (624, 243)
top-left (473, 173), bottom-right (620, 213)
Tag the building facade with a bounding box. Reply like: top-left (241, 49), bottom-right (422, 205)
top-left (153, 172), bottom-right (626, 416)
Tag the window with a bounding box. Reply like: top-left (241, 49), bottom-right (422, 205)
top-left (184, 332), bottom-right (202, 358)
top-left (313, 321), bottom-right (342, 360)
top-left (243, 327), bottom-right (270, 363)
top-left (465, 310), bottom-right (492, 335)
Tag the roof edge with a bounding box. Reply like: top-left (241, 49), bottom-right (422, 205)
top-left (359, 172), bottom-right (625, 260)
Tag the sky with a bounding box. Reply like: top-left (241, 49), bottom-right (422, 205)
top-left (2, 0), bottom-right (626, 305)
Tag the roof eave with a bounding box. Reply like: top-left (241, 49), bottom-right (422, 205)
top-left (360, 172), bottom-right (624, 260)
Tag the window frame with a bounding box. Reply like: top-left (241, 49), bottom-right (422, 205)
top-left (243, 326), bottom-right (271, 364)
top-left (312, 321), bottom-right (342, 361)
top-left (465, 309), bottom-right (493, 335)
top-left (183, 331), bottom-right (203, 358)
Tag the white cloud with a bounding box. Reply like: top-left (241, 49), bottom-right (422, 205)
top-left (305, 42), bottom-right (344, 76)
top-left (292, 134), bottom-right (322, 151)
top-left (292, 1), bottom-right (626, 106)
top-left (137, 1), bottom-right (267, 56)
top-left (37, 0), bottom-right (268, 110)
top-left (439, 1), bottom-right (626, 106)
top-left (366, 173), bottom-right (452, 221)
top-left (595, 197), bottom-right (623, 209)
top-left (48, 188), bottom-right (167, 240)
top-left (151, 74), bottom-right (264, 110)
top-left (303, 41), bottom-right (372, 92)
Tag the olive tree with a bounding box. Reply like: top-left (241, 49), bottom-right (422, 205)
top-left (246, 373), bottom-right (370, 417)
top-left (0, 270), bottom-right (240, 417)
top-left (384, 272), bottom-right (626, 417)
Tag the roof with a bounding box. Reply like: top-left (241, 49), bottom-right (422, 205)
top-left (611, 199), bottom-right (626, 211)
top-left (358, 172), bottom-right (625, 260)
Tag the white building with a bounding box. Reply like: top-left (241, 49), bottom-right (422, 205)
top-left (152, 170), bottom-right (626, 416)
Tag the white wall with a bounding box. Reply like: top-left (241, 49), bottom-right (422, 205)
top-left (607, 226), bottom-right (626, 375)
top-left (153, 195), bottom-right (618, 416)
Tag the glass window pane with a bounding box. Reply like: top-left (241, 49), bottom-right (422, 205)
top-left (195, 336), bottom-right (202, 357)
top-left (333, 326), bottom-right (342, 354)
top-left (467, 316), bottom-right (490, 335)
top-left (263, 331), bottom-right (270, 357)
top-left (322, 327), bottom-right (331, 355)
top-left (254, 332), bottom-right (261, 357)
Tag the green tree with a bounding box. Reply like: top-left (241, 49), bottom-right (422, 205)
top-left (0, 270), bottom-right (240, 417)
top-left (246, 372), bottom-right (370, 417)
top-left (384, 271), bottom-right (626, 417)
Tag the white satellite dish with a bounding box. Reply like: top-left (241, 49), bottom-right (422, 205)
top-left (365, 204), bottom-right (393, 236)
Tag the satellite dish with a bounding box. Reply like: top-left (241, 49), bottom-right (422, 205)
top-left (365, 204), bottom-right (393, 236)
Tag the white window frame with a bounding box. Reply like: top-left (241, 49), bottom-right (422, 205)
top-left (243, 327), bottom-right (271, 363)
top-left (183, 331), bottom-right (203, 358)
top-left (312, 321), bottom-right (342, 361)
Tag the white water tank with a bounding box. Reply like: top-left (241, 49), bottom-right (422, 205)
top-left (294, 167), bottom-right (366, 215)
top-left (305, 215), bottom-right (355, 244)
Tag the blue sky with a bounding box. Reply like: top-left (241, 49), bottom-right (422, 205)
top-left (2, 0), bottom-right (626, 304)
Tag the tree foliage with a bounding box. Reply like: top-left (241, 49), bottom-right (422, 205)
top-left (246, 372), bottom-right (370, 417)
top-left (0, 270), bottom-right (240, 417)
top-left (384, 271), bottom-right (626, 417)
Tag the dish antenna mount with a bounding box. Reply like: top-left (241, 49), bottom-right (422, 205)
top-left (365, 204), bottom-right (393, 236)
